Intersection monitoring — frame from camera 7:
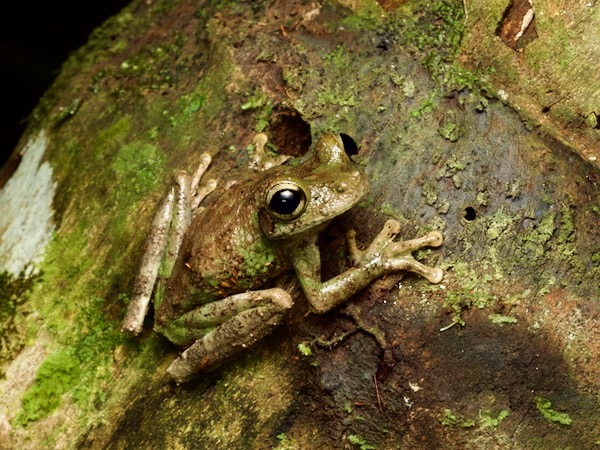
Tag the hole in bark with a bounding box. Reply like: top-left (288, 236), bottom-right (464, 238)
top-left (464, 206), bottom-right (476, 221)
top-left (269, 107), bottom-right (311, 157)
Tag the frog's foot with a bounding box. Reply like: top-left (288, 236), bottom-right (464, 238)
top-left (347, 219), bottom-right (444, 284)
top-left (382, 229), bottom-right (443, 284)
top-left (249, 133), bottom-right (291, 171)
top-left (165, 288), bottom-right (293, 384)
top-left (347, 219), bottom-right (401, 266)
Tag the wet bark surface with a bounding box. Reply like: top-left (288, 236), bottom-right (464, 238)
top-left (0, 0), bottom-right (598, 448)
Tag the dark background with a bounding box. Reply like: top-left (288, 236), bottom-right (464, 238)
top-left (0, 1), bottom-right (130, 170)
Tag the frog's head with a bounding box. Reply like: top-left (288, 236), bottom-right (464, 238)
top-left (259, 133), bottom-right (369, 240)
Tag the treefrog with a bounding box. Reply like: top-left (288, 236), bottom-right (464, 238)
top-left (122, 133), bottom-right (443, 384)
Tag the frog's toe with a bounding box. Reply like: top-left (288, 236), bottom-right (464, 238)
top-left (252, 133), bottom-right (268, 146)
top-left (428, 267), bottom-right (444, 284)
top-left (382, 219), bottom-right (400, 238)
top-left (428, 231), bottom-right (444, 247)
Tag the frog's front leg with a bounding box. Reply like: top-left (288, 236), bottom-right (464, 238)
top-left (121, 154), bottom-right (216, 335)
top-left (161, 288), bottom-right (293, 384)
top-left (290, 221), bottom-right (443, 315)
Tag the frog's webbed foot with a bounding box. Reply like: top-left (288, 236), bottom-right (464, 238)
top-left (347, 219), bottom-right (444, 284)
top-left (249, 133), bottom-right (291, 171)
top-left (164, 288), bottom-right (293, 384)
top-left (122, 154), bottom-right (216, 336)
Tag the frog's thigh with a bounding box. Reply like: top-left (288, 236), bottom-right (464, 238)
top-left (166, 288), bottom-right (293, 384)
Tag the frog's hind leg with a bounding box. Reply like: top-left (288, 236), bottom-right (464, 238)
top-left (121, 154), bottom-right (215, 335)
top-left (121, 187), bottom-right (177, 335)
top-left (164, 288), bottom-right (293, 384)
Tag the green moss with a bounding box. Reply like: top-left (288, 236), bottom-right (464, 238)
top-left (179, 92), bottom-right (207, 117)
top-left (421, 180), bottom-right (440, 205)
top-left (479, 409), bottom-right (509, 428)
top-left (438, 110), bottom-right (462, 142)
top-left (393, 1), bottom-right (464, 54)
top-left (440, 408), bottom-right (509, 429)
top-left (111, 142), bottom-right (164, 202)
top-left (439, 408), bottom-right (476, 428)
top-left (435, 153), bottom-right (467, 179)
top-left (275, 433), bottom-right (298, 450)
top-left (535, 397), bottom-right (573, 426)
top-left (438, 121), bottom-right (459, 142)
top-left (441, 196), bottom-right (594, 326)
top-left (199, 46), bottom-right (234, 118)
top-left (379, 202), bottom-right (397, 217)
top-left (410, 91), bottom-right (439, 118)
top-left (441, 262), bottom-right (493, 329)
top-left (20, 291), bottom-right (124, 426)
top-left (297, 343), bottom-right (313, 357)
top-left (240, 91), bottom-right (273, 132)
top-left (287, 45), bottom-right (360, 127)
top-left (347, 434), bottom-right (376, 450)
top-left (13, 222), bottom-right (128, 429)
top-left (148, 126), bottom-right (159, 140)
top-left (486, 208), bottom-right (515, 240)
top-left (241, 92), bottom-right (268, 111)
top-left (476, 191), bottom-right (487, 206)
top-left (93, 116), bottom-right (132, 155)
top-left (522, 211), bottom-right (555, 259)
top-left (15, 350), bottom-right (80, 426)
top-left (380, 0), bottom-right (482, 95)
top-left (338, 0), bottom-right (384, 30)
top-left (314, 46), bottom-right (358, 109)
top-left (488, 313), bottom-right (517, 325)
top-left (0, 271), bottom-right (40, 378)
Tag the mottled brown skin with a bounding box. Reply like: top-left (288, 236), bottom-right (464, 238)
top-left (154, 170), bottom-right (292, 329)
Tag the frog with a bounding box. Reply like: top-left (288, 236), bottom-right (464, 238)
top-left (121, 132), bottom-right (444, 384)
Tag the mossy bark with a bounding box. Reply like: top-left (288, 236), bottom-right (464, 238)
top-left (0, 0), bottom-right (598, 448)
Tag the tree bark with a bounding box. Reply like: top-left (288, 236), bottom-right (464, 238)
top-left (0, 0), bottom-right (598, 448)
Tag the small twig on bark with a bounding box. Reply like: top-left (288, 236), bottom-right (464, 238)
top-left (373, 374), bottom-right (383, 412)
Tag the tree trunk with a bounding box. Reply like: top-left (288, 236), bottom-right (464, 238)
top-left (0, 0), bottom-right (598, 448)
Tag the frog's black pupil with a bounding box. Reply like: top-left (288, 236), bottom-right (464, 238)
top-left (340, 133), bottom-right (358, 156)
top-left (271, 189), bottom-right (301, 215)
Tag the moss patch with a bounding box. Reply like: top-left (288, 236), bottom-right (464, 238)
top-left (14, 240), bottom-right (126, 427)
top-left (0, 271), bottom-right (40, 378)
top-left (15, 350), bottom-right (80, 425)
top-left (535, 397), bottom-right (573, 426)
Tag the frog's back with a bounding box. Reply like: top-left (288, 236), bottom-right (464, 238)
top-left (155, 180), bottom-right (289, 324)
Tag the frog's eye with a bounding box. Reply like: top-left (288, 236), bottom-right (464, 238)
top-left (339, 133), bottom-right (358, 156)
top-left (265, 181), bottom-right (308, 222)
